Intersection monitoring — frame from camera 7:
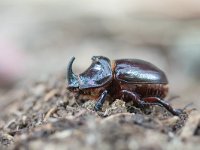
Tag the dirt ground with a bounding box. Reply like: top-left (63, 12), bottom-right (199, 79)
top-left (0, 72), bottom-right (199, 150)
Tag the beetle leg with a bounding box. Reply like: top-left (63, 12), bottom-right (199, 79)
top-left (94, 90), bottom-right (108, 111)
top-left (121, 90), bottom-right (182, 116)
top-left (142, 97), bottom-right (182, 116)
top-left (121, 90), bottom-right (148, 107)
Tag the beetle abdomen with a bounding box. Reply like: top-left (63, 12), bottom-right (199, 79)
top-left (114, 59), bottom-right (168, 84)
top-left (134, 84), bottom-right (168, 99)
top-left (120, 83), bottom-right (169, 100)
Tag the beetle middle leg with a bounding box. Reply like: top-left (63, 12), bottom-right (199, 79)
top-left (142, 97), bottom-right (182, 116)
top-left (120, 90), bottom-right (159, 108)
top-left (94, 90), bottom-right (108, 111)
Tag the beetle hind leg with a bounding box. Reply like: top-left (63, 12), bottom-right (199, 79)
top-left (121, 90), bottom-right (182, 116)
top-left (142, 97), bottom-right (182, 116)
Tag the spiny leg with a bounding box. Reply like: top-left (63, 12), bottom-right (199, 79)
top-left (143, 97), bottom-right (182, 116)
top-left (94, 90), bottom-right (108, 111)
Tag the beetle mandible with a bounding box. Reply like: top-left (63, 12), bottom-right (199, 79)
top-left (67, 56), bottom-right (182, 116)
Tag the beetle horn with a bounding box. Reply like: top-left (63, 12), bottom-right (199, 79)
top-left (67, 57), bottom-right (79, 88)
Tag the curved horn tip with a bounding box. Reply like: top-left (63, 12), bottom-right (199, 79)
top-left (67, 57), bottom-right (76, 68)
top-left (70, 56), bottom-right (75, 62)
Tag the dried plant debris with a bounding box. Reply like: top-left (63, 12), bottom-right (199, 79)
top-left (0, 72), bottom-right (199, 150)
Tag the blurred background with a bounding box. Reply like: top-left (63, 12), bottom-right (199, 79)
top-left (0, 0), bottom-right (200, 109)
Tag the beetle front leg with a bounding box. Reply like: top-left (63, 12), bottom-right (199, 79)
top-left (94, 90), bottom-right (108, 111)
top-left (142, 97), bottom-right (182, 116)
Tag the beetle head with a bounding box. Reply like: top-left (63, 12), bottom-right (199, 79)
top-left (67, 56), bottom-right (112, 98)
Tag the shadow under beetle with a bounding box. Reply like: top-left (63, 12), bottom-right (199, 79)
top-left (67, 56), bottom-right (182, 116)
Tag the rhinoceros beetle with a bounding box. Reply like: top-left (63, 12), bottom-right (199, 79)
top-left (67, 56), bottom-right (182, 116)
